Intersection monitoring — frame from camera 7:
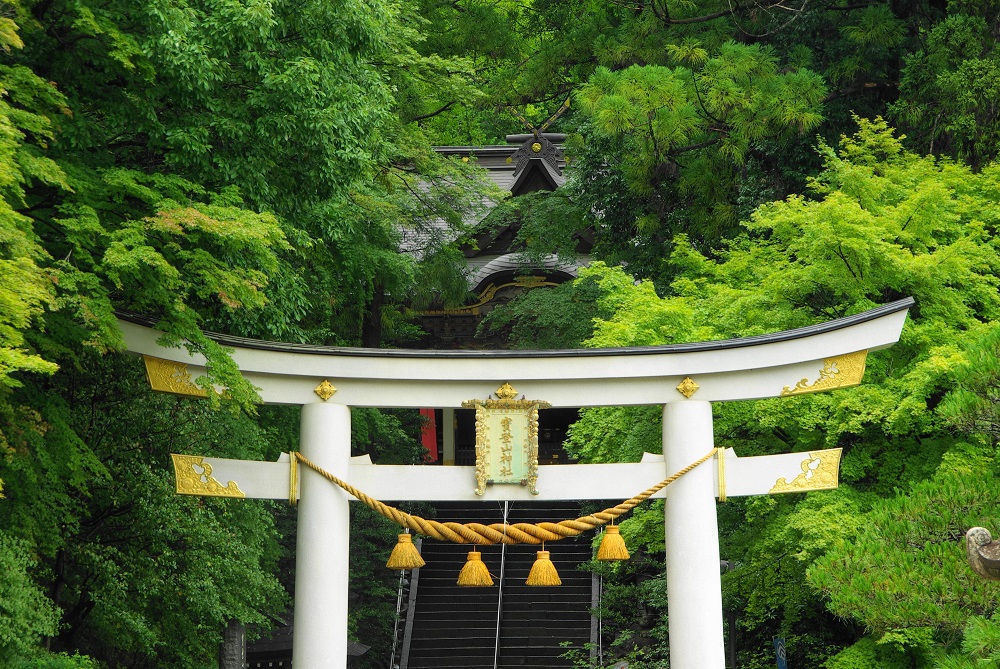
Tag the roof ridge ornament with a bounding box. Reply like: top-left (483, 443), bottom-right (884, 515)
top-left (508, 134), bottom-right (563, 177)
top-left (505, 98), bottom-right (570, 176)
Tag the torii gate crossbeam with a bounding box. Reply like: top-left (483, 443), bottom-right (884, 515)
top-left (118, 298), bottom-right (912, 669)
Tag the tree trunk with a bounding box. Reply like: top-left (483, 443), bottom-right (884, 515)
top-left (220, 619), bottom-right (245, 669)
top-left (362, 284), bottom-right (385, 348)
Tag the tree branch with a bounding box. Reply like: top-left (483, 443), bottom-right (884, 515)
top-left (823, 80), bottom-right (898, 102)
top-left (668, 135), bottom-right (723, 155)
top-left (652, 0), bottom-right (737, 24)
top-left (822, 1), bottom-right (874, 10)
top-left (410, 101), bottom-right (456, 123)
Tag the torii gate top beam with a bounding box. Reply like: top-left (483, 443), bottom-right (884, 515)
top-left (119, 298), bottom-right (912, 408)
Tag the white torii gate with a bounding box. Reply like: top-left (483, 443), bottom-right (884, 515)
top-left (118, 298), bottom-right (912, 669)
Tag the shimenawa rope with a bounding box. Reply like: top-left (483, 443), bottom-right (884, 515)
top-left (292, 449), bottom-right (717, 546)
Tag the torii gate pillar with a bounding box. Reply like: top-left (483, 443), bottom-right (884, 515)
top-left (295, 403), bottom-right (351, 669)
top-left (664, 400), bottom-right (725, 667)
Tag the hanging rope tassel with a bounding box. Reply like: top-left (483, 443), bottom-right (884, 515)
top-left (386, 533), bottom-right (425, 570)
top-left (526, 549), bottom-right (561, 586)
top-left (457, 549), bottom-right (494, 587)
top-left (596, 525), bottom-right (630, 562)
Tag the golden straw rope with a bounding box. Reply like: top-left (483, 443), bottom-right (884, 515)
top-left (717, 447), bottom-right (726, 503)
top-left (292, 449), bottom-right (717, 545)
top-left (289, 452), bottom-right (298, 507)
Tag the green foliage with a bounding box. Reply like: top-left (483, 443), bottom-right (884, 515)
top-left (7, 652), bottom-right (102, 669)
top-left (0, 20), bottom-right (63, 387)
top-left (824, 636), bottom-right (931, 669)
top-left (576, 560), bottom-right (670, 669)
top-left (478, 266), bottom-right (605, 349)
top-left (565, 405), bottom-right (662, 465)
top-left (935, 615), bottom-right (1000, 668)
top-left (574, 43), bottom-right (826, 244)
top-left (0, 353), bottom-right (288, 666)
top-left (525, 117), bottom-right (1000, 667)
top-left (0, 531), bottom-right (60, 663)
top-left (810, 449), bottom-right (1000, 638)
top-left (939, 323), bottom-right (1000, 442)
top-left (892, 9), bottom-right (1000, 167)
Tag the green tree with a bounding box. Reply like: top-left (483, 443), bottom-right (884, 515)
top-left (496, 117), bottom-right (1000, 667)
top-left (891, 6), bottom-right (1000, 169)
top-left (0, 532), bottom-right (60, 663)
top-left (940, 324), bottom-right (1000, 445)
top-left (0, 351), bottom-right (290, 666)
top-left (1, 0), bottom-right (486, 664)
top-left (811, 444), bottom-right (1000, 668)
top-left (574, 44), bottom-right (827, 245)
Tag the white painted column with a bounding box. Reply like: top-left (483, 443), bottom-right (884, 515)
top-left (663, 400), bottom-right (725, 669)
top-left (442, 408), bottom-right (456, 466)
top-left (294, 403), bottom-right (351, 668)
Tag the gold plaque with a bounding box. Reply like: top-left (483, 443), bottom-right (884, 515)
top-left (769, 449), bottom-right (842, 494)
top-left (171, 454), bottom-right (245, 498)
top-left (462, 384), bottom-right (551, 495)
top-left (143, 356), bottom-right (208, 397)
top-left (781, 351), bottom-right (868, 396)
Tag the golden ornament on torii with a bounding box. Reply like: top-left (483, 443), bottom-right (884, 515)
top-left (462, 383), bottom-right (550, 495)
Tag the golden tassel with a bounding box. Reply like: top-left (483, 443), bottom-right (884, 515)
top-left (525, 550), bottom-right (561, 586)
top-left (386, 533), bottom-right (425, 570)
top-left (457, 550), bottom-right (494, 587)
top-left (596, 525), bottom-right (630, 561)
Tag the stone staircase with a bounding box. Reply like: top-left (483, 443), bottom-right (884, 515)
top-left (401, 502), bottom-right (594, 669)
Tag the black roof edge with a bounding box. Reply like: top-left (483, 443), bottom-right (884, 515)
top-left (116, 298), bottom-right (913, 360)
top-left (433, 145), bottom-right (518, 156)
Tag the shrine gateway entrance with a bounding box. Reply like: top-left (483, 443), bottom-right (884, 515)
top-left (118, 298), bottom-right (912, 669)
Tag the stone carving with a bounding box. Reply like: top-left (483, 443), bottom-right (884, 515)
top-left (966, 527), bottom-right (1000, 580)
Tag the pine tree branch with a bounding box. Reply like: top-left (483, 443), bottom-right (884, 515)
top-left (667, 135), bottom-right (723, 155)
top-left (649, 0), bottom-right (738, 24)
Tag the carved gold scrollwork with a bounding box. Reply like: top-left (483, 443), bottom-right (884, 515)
top-left (473, 404), bottom-right (488, 495)
top-left (171, 454), bottom-right (246, 498)
top-left (421, 277), bottom-right (559, 316)
top-left (143, 356), bottom-right (209, 397)
top-left (769, 449), bottom-right (842, 494)
top-left (780, 351), bottom-right (868, 397)
top-left (525, 404), bottom-right (540, 495)
top-left (513, 275), bottom-right (549, 289)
